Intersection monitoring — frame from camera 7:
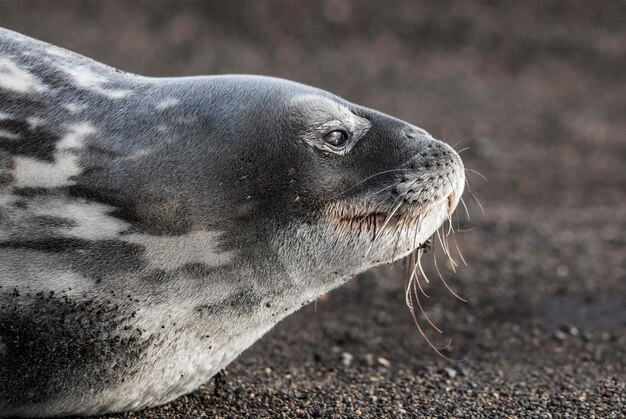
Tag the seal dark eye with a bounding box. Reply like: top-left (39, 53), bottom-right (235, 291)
top-left (323, 130), bottom-right (349, 147)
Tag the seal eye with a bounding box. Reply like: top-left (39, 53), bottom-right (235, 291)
top-left (323, 130), bottom-right (349, 147)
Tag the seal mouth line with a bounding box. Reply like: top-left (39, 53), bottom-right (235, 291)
top-left (331, 207), bottom-right (421, 235)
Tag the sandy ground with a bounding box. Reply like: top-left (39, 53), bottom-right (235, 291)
top-left (0, 0), bottom-right (624, 417)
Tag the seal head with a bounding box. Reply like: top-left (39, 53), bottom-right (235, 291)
top-left (0, 28), bottom-right (464, 416)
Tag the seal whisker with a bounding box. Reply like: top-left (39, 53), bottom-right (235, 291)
top-left (437, 226), bottom-right (458, 273)
top-left (446, 216), bottom-right (454, 236)
top-left (406, 290), bottom-right (456, 360)
top-left (410, 272), bottom-right (441, 332)
top-left (409, 253), bottom-right (430, 297)
top-left (462, 175), bottom-right (485, 217)
top-left (362, 183), bottom-right (397, 202)
top-left (453, 237), bottom-right (468, 267)
top-left (465, 167), bottom-right (488, 181)
top-left (372, 198), bottom-right (403, 241)
top-left (433, 245), bottom-right (467, 302)
top-left (469, 190), bottom-right (485, 217)
top-left (334, 168), bottom-right (408, 198)
top-left (358, 195), bottom-right (391, 224)
top-left (459, 196), bottom-right (471, 223)
top-left (390, 216), bottom-right (406, 263)
top-left (365, 196), bottom-right (404, 257)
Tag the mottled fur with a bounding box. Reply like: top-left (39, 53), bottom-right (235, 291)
top-left (0, 28), bottom-right (464, 416)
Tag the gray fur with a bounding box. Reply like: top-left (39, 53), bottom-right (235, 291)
top-left (0, 28), bottom-right (465, 417)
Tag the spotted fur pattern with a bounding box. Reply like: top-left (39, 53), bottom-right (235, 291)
top-left (0, 28), bottom-right (464, 417)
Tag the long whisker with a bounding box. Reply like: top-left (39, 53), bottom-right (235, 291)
top-left (465, 167), bottom-right (487, 181)
top-left (407, 254), bottom-right (429, 299)
top-left (409, 251), bottom-right (430, 298)
top-left (334, 169), bottom-right (407, 198)
top-left (411, 276), bottom-right (441, 333)
top-left (406, 291), bottom-right (457, 361)
top-left (469, 191), bottom-right (485, 217)
top-left (362, 183), bottom-right (398, 203)
top-left (358, 195), bottom-right (392, 224)
top-left (453, 237), bottom-right (468, 267)
top-left (365, 196), bottom-right (403, 256)
top-left (433, 247), bottom-right (467, 302)
top-left (459, 196), bottom-right (471, 222)
top-left (373, 197), bottom-right (403, 241)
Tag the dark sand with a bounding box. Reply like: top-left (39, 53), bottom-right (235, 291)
top-left (0, 1), bottom-right (624, 417)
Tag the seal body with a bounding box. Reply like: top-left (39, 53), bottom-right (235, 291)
top-left (0, 28), bottom-right (465, 417)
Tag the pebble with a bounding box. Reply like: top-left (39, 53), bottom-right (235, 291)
top-left (340, 352), bottom-right (354, 367)
top-left (377, 357), bottom-right (391, 368)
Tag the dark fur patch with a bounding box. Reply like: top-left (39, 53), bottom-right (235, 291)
top-left (66, 184), bottom-right (193, 236)
top-left (0, 237), bottom-right (90, 252)
top-left (71, 240), bottom-right (145, 282)
top-left (0, 117), bottom-right (60, 162)
top-left (0, 291), bottom-right (152, 408)
top-left (180, 263), bottom-right (221, 278)
top-left (65, 184), bottom-right (141, 224)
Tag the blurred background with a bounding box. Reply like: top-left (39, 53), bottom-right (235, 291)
top-left (1, 0), bottom-right (624, 417)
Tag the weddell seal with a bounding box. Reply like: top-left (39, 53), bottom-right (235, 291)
top-left (0, 27), bottom-right (465, 417)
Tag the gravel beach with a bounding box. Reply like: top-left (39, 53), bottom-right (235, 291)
top-left (0, 1), bottom-right (624, 417)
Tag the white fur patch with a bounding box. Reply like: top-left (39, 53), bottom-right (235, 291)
top-left (0, 192), bottom-right (16, 207)
top-left (62, 65), bottom-right (107, 88)
top-left (100, 89), bottom-right (130, 99)
top-left (125, 148), bottom-right (152, 161)
top-left (62, 103), bottom-right (85, 114)
top-left (61, 65), bottom-right (131, 99)
top-left (32, 199), bottom-right (130, 240)
top-left (156, 98), bottom-right (180, 110)
top-left (125, 231), bottom-right (235, 271)
top-left (46, 47), bottom-right (68, 58)
top-left (14, 123), bottom-right (95, 188)
top-left (26, 116), bottom-right (45, 129)
top-left (0, 58), bottom-right (47, 93)
top-left (0, 129), bottom-right (19, 139)
top-left (0, 265), bottom-right (89, 298)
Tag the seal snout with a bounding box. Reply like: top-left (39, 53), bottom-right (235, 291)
top-left (397, 137), bottom-right (465, 215)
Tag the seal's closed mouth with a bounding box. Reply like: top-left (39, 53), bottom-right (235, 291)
top-left (337, 211), bottom-right (400, 233)
top-left (330, 192), bottom-right (456, 234)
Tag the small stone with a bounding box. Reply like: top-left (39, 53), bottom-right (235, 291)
top-left (340, 352), bottom-right (353, 367)
top-left (554, 330), bottom-right (567, 341)
top-left (556, 265), bottom-right (569, 278)
top-left (444, 367), bottom-right (458, 379)
top-left (568, 326), bottom-right (579, 336)
top-left (377, 357), bottom-right (391, 368)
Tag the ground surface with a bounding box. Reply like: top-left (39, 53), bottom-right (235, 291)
top-left (1, 1), bottom-right (624, 418)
